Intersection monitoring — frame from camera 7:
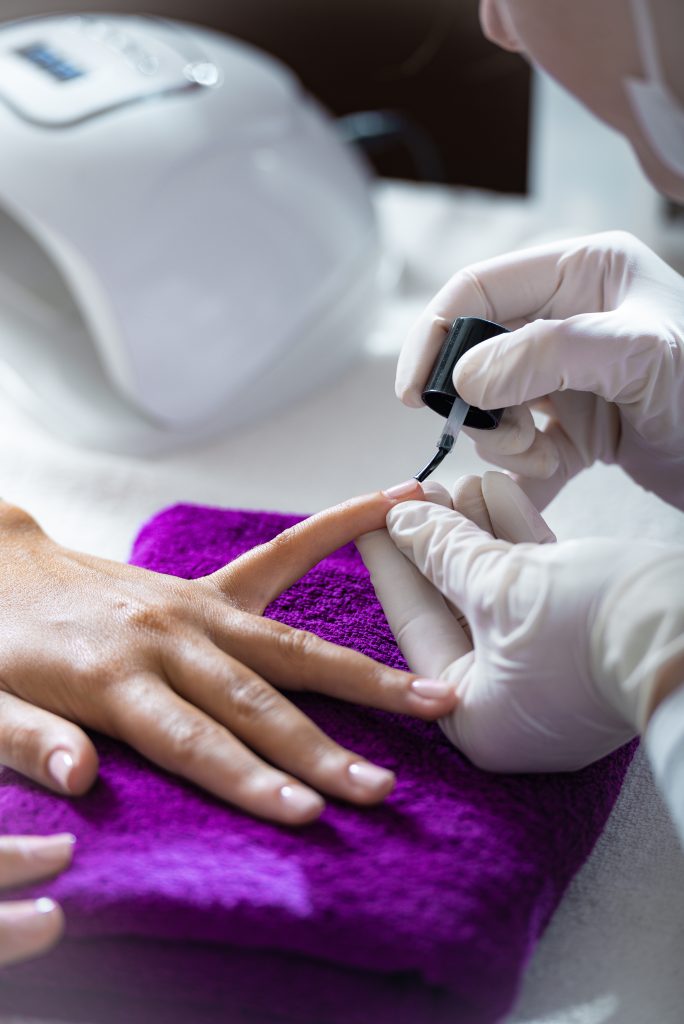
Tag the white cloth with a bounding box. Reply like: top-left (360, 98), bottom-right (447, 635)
top-left (595, 554), bottom-right (684, 732)
top-left (645, 684), bottom-right (684, 850)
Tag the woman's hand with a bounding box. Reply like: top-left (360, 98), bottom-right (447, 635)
top-left (0, 832), bottom-right (74, 967)
top-left (396, 231), bottom-right (684, 511)
top-left (0, 482), bottom-right (458, 824)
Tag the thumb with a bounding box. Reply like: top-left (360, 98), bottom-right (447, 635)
top-left (386, 500), bottom-right (510, 620)
top-left (453, 313), bottom-right (623, 410)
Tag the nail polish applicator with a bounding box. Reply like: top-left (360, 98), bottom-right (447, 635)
top-left (413, 316), bottom-right (509, 483)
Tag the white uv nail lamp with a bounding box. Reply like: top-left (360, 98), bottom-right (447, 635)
top-left (0, 14), bottom-right (380, 452)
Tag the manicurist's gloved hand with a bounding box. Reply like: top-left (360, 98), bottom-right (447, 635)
top-left (0, 482), bottom-right (457, 825)
top-left (396, 231), bottom-right (684, 511)
top-left (0, 832), bottom-right (74, 967)
top-left (360, 472), bottom-right (684, 772)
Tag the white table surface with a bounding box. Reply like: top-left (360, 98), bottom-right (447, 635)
top-left (1, 181), bottom-right (683, 1024)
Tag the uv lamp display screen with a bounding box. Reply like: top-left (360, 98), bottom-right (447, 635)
top-left (16, 42), bottom-right (85, 82)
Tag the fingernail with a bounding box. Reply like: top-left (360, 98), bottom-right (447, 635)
top-left (35, 897), bottom-right (58, 915)
top-left (383, 480), bottom-right (423, 500)
top-left (411, 678), bottom-right (454, 700)
top-left (3, 898), bottom-right (58, 924)
top-left (47, 750), bottom-right (75, 793)
top-left (348, 762), bottom-right (395, 791)
top-left (280, 784), bottom-right (324, 819)
top-left (14, 834), bottom-right (76, 864)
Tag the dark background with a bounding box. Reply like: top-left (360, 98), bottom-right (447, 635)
top-left (1, 0), bottom-right (531, 192)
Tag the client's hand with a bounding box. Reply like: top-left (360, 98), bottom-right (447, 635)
top-left (0, 832), bottom-right (74, 967)
top-left (0, 483), bottom-right (456, 824)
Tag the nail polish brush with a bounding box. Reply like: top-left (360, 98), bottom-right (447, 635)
top-left (413, 316), bottom-right (509, 483)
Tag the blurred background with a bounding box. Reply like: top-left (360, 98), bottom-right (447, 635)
top-left (1, 0), bottom-right (531, 192)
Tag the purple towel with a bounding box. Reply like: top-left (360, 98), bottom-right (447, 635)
top-left (0, 504), bottom-right (635, 1024)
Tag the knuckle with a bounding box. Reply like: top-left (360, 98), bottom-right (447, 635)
top-left (67, 652), bottom-right (115, 693)
top-left (299, 740), bottom-right (348, 777)
top-left (279, 627), bottom-right (316, 662)
top-left (164, 712), bottom-right (214, 764)
top-left (229, 676), bottom-right (281, 723)
top-left (263, 521), bottom-right (307, 557)
top-left (0, 503), bottom-right (41, 537)
top-left (0, 718), bottom-right (42, 769)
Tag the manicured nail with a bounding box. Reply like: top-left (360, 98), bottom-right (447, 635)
top-left (280, 784), bottom-right (324, 819)
top-left (14, 834), bottom-right (76, 865)
top-left (2, 898), bottom-right (58, 924)
top-left (35, 898), bottom-right (58, 915)
top-left (383, 480), bottom-right (423, 500)
top-left (348, 762), bottom-right (395, 791)
top-left (47, 750), bottom-right (75, 793)
top-left (411, 678), bottom-right (454, 700)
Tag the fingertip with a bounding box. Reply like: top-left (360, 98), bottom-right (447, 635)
top-left (473, 428), bottom-right (561, 482)
top-left (395, 381), bottom-right (425, 408)
top-left (279, 784), bottom-right (325, 825)
top-left (469, 404), bottom-right (536, 457)
top-left (451, 475), bottom-right (492, 533)
top-left (420, 480), bottom-right (452, 508)
top-left (481, 471), bottom-right (557, 544)
top-left (36, 897), bottom-right (65, 942)
top-left (408, 678), bottom-right (459, 720)
top-left (0, 898), bottom-right (65, 967)
top-left (382, 479), bottom-right (424, 503)
top-left (451, 343), bottom-right (490, 405)
top-left (46, 737), bottom-right (98, 796)
top-left (347, 761), bottom-right (396, 803)
top-left (451, 473), bottom-right (483, 502)
top-left (65, 744), bottom-right (99, 796)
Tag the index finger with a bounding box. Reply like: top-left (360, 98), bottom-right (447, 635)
top-left (395, 236), bottom-right (591, 407)
top-left (211, 483), bottom-right (424, 613)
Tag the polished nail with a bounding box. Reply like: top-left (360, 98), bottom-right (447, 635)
top-left (14, 834), bottom-right (76, 864)
top-left (411, 678), bottom-right (454, 700)
top-left (35, 898), bottom-right (58, 915)
top-left (383, 480), bottom-right (423, 500)
top-left (1, 898), bottom-right (58, 924)
top-left (348, 762), bottom-right (395, 790)
top-left (280, 784), bottom-right (324, 818)
top-left (47, 750), bottom-right (75, 793)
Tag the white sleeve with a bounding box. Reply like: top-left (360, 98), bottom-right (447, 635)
top-left (593, 553), bottom-right (684, 732)
top-left (644, 684), bottom-right (684, 848)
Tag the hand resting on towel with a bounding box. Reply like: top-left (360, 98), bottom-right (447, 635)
top-left (0, 482), bottom-right (458, 825)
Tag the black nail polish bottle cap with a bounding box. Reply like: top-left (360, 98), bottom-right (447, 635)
top-left (421, 316), bottom-right (508, 429)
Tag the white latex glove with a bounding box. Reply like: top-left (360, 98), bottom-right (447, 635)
top-left (359, 472), bottom-right (684, 772)
top-left (396, 231), bottom-right (684, 511)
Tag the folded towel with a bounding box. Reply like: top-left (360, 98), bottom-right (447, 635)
top-left (0, 504), bottom-right (636, 1024)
